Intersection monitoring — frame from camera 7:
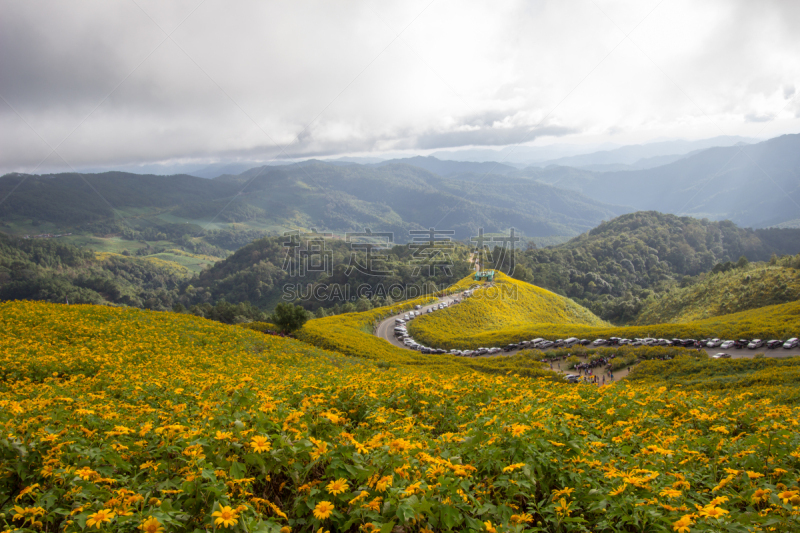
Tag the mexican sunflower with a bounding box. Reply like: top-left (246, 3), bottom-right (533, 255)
top-left (313, 501), bottom-right (335, 520)
top-left (212, 505), bottom-right (239, 528)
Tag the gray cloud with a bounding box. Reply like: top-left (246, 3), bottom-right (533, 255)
top-left (1, 0), bottom-right (800, 174)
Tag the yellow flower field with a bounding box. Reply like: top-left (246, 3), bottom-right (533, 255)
top-left (3, 299), bottom-right (800, 531)
top-left (405, 272), bottom-right (800, 349)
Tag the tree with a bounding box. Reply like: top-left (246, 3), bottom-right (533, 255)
top-left (736, 255), bottom-right (749, 269)
top-left (272, 302), bottom-right (308, 333)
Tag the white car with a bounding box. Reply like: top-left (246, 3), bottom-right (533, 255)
top-left (720, 340), bottom-right (735, 349)
top-left (707, 338), bottom-right (722, 348)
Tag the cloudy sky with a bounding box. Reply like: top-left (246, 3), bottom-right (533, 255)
top-left (2, 0), bottom-right (799, 174)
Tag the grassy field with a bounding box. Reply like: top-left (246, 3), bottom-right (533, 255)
top-left (635, 265), bottom-right (800, 324)
top-left (408, 272), bottom-right (607, 348)
top-left (397, 271), bottom-right (800, 349)
top-left (4, 300), bottom-right (800, 531)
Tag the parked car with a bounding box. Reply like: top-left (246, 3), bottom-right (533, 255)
top-left (712, 353), bottom-right (731, 359)
top-left (767, 340), bottom-right (783, 349)
top-left (538, 341), bottom-right (554, 349)
top-left (564, 337), bottom-right (579, 347)
top-left (503, 344), bottom-right (518, 352)
top-left (592, 339), bottom-right (608, 346)
top-left (748, 339), bottom-right (765, 349)
top-left (671, 338), bottom-right (683, 346)
top-left (415, 305), bottom-right (421, 310)
top-left (579, 339), bottom-right (591, 346)
top-left (734, 339), bottom-right (750, 349)
top-left (707, 338), bottom-right (722, 348)
top-left (784, 338), bottom-right (799, 349)
top-left (719, 340), bottom-right (735, 349)
top-left (681, 339), bottom-right (697, 347)
top-left (565, 374), bottom-right (580, 383)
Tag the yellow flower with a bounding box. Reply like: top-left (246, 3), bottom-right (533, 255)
top-left (86, 510), bottom-right (115, 529)
top-left (746, 471), bottom-right (764, 479)
top-left (364, 498), bottom-right (382, 512)
top-left (212, 505), bottom-right (239, 528)
top-left (250, 435), bottom-right (272, 453)
top-left (552, 487), bottom-right (574, 499)
top-left (751, 488), bottom-right (770, 503)
top-left (660, 488), bottom-right (682, 499)
top-left (502, 463), bottom-right (525, 473)
top-left (483, 521), bottom-right (497, 533)
top-left (554, 498), bottom-right (572, 518)
top-left (138, 516), bottom-right (164, 533)
top-left (699, 506), bottom-right (729, 519)
top-left (672, 515), bottom-right (692, 532)
top-left (215, 431), bottom-right (233, 441)
top-left (375, 475), bottom-right (393, 492)
top-left (709, 496), bottom-right (729, 506)
top-left (326, 478), bottom-right (349, 496)
top-left (313, 501), bottom-right (335, 520)
top-left (609, 484), bottom-right (627, 496)
top-left (280, 528), bottom-right (292, 533)
top-left (510, 513), bottom-right (533, 524)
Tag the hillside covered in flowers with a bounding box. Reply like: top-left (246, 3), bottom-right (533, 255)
top-left (2, 299), bottom-right (800, 532)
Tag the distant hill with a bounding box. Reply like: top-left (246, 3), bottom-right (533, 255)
top-left (635, 264), bottom-right (800, 325)
top-left (532, 135), bottom-right (754, 168)
top-left (487, 211), bottom-right (800, 324)
top-left (0, 231), bottom-right (190, 309)
top-left (0, 171), bottom-right (233, 225)
top-left (579, 134), bottom-right (800, 228)
top-left (0, 162), bottom-right (627, 243)
top-left (374, 156), bottom-right (517, 176)
top-left (407, 271), bottom-right (608, 349)
top-left (216, 161), bottom-right (628, 240)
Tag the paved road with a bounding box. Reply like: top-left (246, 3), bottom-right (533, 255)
top-left (375, 293), bottom-right (463, 350)
top-left (375, 292), bottom-right (800, 362)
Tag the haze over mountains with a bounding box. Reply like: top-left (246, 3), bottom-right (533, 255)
top-left (1, 133), bottom-right (798, 244)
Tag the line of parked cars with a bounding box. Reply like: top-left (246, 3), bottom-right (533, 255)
top-left (393, 299), bottom-right (464, 354)
top-left (392, 297), bottom-right (799, 359)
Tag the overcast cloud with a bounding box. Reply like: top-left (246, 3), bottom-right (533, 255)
top-left (1, 0), bottom-right (800, 174)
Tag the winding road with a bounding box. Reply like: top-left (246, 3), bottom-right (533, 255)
top-left (374, 290), bottom-right (800, 377)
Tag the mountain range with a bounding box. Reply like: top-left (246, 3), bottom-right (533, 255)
top-left (0, 162), bottom-right (628, 243)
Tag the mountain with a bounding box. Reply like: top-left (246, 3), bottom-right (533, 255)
top-left (374, 156), bottom-right (517, 176)
top-left (634, 263), bottom-right (800, 325)
top-left (534, 136), bottom-right (755, 169)
top-left (0, 171), bottom-right (234, 225)
top-left (487, 211), bottom-right (800, 324)
top-left (578, 134), bottom-right (800, 228)
top-left (216, 161), bottom-right (629, 240)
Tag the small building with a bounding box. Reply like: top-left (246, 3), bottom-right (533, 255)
top-left (473, 270), bottom-right (495, 282)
